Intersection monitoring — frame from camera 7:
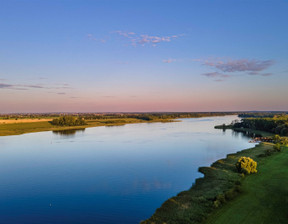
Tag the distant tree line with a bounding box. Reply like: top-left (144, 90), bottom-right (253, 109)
top-left (238, 112), bottom-right (288, 118)
top-left (80, 112), bottom-right (237, 121)
top-left (233, 115), bottom-right (288, 136)
top-left (50, 116), bottom-right (86, 126)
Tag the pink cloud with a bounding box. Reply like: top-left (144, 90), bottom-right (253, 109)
top-left (204, 59), bottom-right (274, 73)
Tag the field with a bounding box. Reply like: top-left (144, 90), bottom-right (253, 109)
top-left (0, 118), bottom-right (52, 124)
top-left (205, 145), bottom-right (288, 224)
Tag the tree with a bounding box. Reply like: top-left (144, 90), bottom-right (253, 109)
top-left (235, 157), bottom-right (257, 174)
top-left (51, 115), bottom-right (86, 126)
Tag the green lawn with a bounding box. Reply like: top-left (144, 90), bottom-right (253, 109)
top-left (205, 145), bottom-right (288, 224)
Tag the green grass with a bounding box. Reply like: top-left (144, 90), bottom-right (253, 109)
top-left (0, 118), bottom-right (176, 136)
top-left (205, 145), bottom-right (288, 224)
top-left (141, 143), bottom-right (284, 224)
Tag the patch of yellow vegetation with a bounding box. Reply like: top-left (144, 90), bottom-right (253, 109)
top-left (0, 119), bottom-right (52, 124)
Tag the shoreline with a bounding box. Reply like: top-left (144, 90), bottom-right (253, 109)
top-left (0, 114), bottom-right (235, 137)
top-left (0, 118), bottom-right (178, 137)
top-left (141, 141), bottom-right (280, 224)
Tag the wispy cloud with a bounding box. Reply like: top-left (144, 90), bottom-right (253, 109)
top-left (261, 73), bottom-right (273, 76)
top-left (199, 58), bottom-right (275, 79)
top-left (0, 82), bottom-right (72, 91)
top-left (87, 34), bottom-right (107, 43)
top-left (162, 58), bottom-right (177, 63)
top-left (202, 72), bottom-right (231, 78)
top-left (162, 57), bottom-right (275, 79)
top-left (24, 84), bottom-right (44, 89)
top-left (248, 72), bottom-right (273, 76)
top-left (202, 72), bottom-right (231, 82)
top-left (102, 95), bottom-right (116, 98)
top-left (135, 34), bottom-right (179, 46)
top-left (57, 92), bottom-right (66, 95)
top-left (204, 59), bottom-right (274, 73)
top-left (114, 31), bottom-right (136, 38)
top-left (0, 83), bottom-right (13, 89)
top-left (88, 31), bottom-right (183, 47)
top-left (162, 58), bottom-right (210, 64)
top-left (0, 83), bottom-right (45, 90)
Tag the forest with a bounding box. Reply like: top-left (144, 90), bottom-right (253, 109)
top-left (234, 114), bottom-right (288, 136)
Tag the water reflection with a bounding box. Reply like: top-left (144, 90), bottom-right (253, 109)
top-left (52, 128), bottom-right (85, 137)
top-left (232, 129), bottom-right (262, 138)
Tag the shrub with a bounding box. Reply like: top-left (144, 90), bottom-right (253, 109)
top-left (213, 200), bottom-right (221, 208)
top-left (235, 157), bottom-right (257, 174)
top-left (273, 143), bottom-right (282, 152)
top-left (51, 115), bottom-right (86, 126)
top-left (273, 134), bottom-right (281, 143)
top-left (225, 189), bottom-right (237, 200)
top-left (213, 194), bottom-right (226, 208)
top-left (265, 149), bottom-right (273, 156)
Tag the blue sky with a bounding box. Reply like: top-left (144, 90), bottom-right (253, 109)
top-left (0, 0), bottom-right (287, 112)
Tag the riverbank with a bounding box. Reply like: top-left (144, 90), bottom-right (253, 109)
top-left (0, 113), bottom-right (237, 137)
top-left (0, 118), bottom-right (176, 136)
top-left (141, 142), bottom-right (287, 224)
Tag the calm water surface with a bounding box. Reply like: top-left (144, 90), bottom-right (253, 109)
top-left (0, 115), bottom-right (255, 224)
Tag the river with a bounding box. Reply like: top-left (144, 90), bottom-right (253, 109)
top-left (0, 115), bottom-right (255, 224)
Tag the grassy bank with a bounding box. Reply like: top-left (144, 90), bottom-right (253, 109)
top-left (205, 145), bottom-right (288, 224)
top-left (0, 118), bottom-right (175, 136)
top-left (142, 142), bottom-right (286, 224)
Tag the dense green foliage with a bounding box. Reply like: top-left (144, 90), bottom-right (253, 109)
top-left (238, 112), bottom-right (287, 118)
top-left (235, 157), bottom-right (257, 174)
top-left (273, 134), bottom-right (288, 145)
top-left (78, 112), bottom-right (237, 121)
top-left (51, 116), bottom-right (86, 126)
top-left (234, 115), bottom-right (288, 136)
